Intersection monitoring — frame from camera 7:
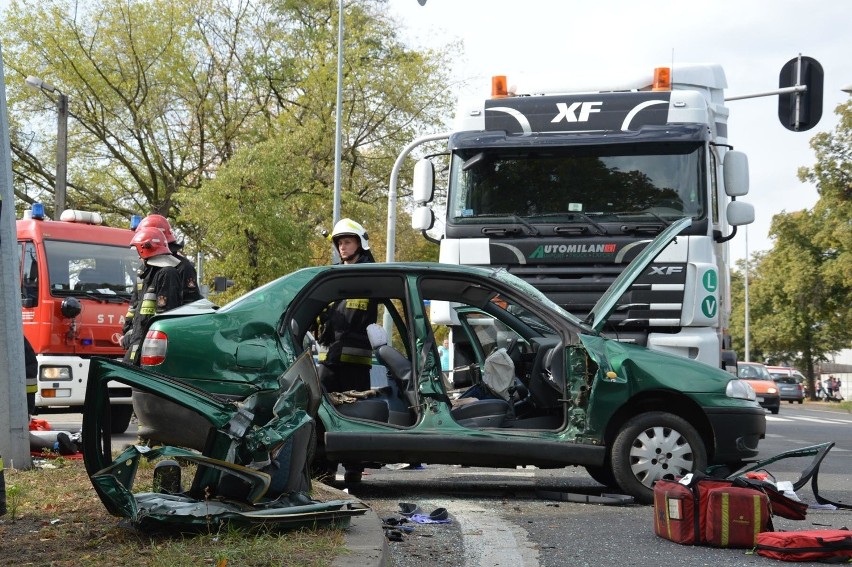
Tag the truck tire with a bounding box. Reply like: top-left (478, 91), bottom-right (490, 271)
top-left (110, 405), bottom-right (134, 434)
top-left (611, 412), bottom-right (707, 504)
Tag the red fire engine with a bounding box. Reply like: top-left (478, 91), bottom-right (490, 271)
top-left (17, 204), bottom-right (138, 433)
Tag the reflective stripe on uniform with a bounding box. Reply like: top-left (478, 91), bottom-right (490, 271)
top-left (339, 353), bottom-right (372, 365)
top-left (344, 298), bottom-right (371, 310)
top-left (26, 377), bottom-right (37, 394)
top-left (139, 298), bottom-right (157, 315)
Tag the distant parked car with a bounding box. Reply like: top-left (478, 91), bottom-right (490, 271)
top-left (767, 366), bottom-right (806, 404)
top-left (738, 362), bottom-right (781, 414)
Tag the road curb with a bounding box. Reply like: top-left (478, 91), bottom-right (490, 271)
top-left (333, 505), bottom-right (388, 567)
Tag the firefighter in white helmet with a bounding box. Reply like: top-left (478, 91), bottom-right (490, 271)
top-left (315, 218), bottom-right (377, 483)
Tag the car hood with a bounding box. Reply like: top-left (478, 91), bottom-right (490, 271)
top-left (586, 217), bottom-right (691, 333)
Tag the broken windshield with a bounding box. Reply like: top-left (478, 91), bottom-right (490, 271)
top-left (447, 142), bottom-right (705, 227)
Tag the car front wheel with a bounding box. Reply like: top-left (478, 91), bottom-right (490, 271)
top-left (610, 412), bottom-right (707, 504)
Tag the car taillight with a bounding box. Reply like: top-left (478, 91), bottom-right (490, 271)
top-left (140, 330), bottom-right (168, 365)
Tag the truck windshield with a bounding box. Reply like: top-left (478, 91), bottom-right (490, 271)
top-left (45, 240), bottom-right (138, 298)
top-left (448, 142), bottom-right (705, 225)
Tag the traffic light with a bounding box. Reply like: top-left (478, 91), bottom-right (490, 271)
top-left (778, 55), bottom-right (823, 132)
top-left (213, 276), bottom-right (234, 292)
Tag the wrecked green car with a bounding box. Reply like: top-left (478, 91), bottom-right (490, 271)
top-left (86, 218), bottom-right (765, 506)
top-left (83, 351), bottom-right (367, 531)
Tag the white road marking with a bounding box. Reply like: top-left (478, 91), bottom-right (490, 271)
top-left (443, 499), bottom-right (540, 567)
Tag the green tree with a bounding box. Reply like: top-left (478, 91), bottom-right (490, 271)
top-left (2, 0), bottom-right (274, 223)
top-left (182, 0), bottom-right (454, 292)
top-left (2, 0), bottom-right (456, 291)
top-left (729, 100), bottom-right (852, 396)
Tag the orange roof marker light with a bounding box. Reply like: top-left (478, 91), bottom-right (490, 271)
top-left (492, 75), bottom-right (509, 98)
top-left (652, 67), bottom-right (672, 91)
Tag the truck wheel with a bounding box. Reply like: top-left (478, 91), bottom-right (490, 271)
top-left (611, 412), bottom-right (707, 504)
top-left (110, 405), bottom-right (134, 434)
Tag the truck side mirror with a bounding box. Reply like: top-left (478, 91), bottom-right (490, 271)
top-left (412, 159), bottom-right (435, 203)
top-left (61, 297), bottom-right (82, 319)
top-left (727, 201), bottom-right (754, 227)
top-left (723, 151), bottom-right (749, 197)
top-left (412, 206), bottom-right (435, 231)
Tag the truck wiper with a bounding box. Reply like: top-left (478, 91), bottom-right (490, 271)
top-left (614, 210), bottom-right (677, 235)
top-left (543, 212), bottom-right (608, 235)
top-left (473, 214), bottom-right (540, 236)
top-left (83, 289), bottom-right (129, 303)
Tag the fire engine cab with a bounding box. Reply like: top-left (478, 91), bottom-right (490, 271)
top-left (17, 203), bottom-right (138, 433)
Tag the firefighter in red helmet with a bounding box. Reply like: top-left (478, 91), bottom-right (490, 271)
top-left (122, 227), bottom-right (183, 364)
top-left (123, 214), bottom-right (201, 345)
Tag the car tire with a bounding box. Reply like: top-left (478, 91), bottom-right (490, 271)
top-left (770, 406), bottom-right (780, 415)
top-left (611, 412), bottom-right (707, 504)
top-left (110, 405), bottom-right (134, 434)
top-left (585, 464), bottom-right (617, 488)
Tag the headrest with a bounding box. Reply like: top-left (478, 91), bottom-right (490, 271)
top-left (367, 323), bottom-right (387, 348)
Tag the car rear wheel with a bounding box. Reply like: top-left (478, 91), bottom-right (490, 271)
top-left (611, 412), bottom-right (707, 504)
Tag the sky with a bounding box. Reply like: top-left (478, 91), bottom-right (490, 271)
top-left (388, 0), bottom-right (851, 265)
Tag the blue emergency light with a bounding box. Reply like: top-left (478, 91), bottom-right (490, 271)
top-left (130, 215), bottom-right (142, 230)
top-left (32, 202), bottom-right (45, 220)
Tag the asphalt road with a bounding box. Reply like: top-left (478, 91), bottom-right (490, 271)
top-left (43, 403), bottom-right (852, 567)
top-left (342, 403), bottom-right (852, 567)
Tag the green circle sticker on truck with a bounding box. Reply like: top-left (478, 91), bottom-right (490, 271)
top-left (702, 270), bottom-right (718, 292)
top-left (701, 295), bottom-right (718, 318)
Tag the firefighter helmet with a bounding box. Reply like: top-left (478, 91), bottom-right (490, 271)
top-left (136, 214), bottom-right (176, 244)
top-left (331, 218), bottom-right (370, 251)
top-left (130, 227), bottom-right (172, 259)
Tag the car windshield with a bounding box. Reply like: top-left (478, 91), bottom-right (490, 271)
top-left (738, 363), bottom-right (773, 380)
top-left (448, 142), bottom-right (705, 225)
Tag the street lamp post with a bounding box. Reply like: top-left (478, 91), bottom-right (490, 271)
top-left (25, 75), bottom-right (68, 215)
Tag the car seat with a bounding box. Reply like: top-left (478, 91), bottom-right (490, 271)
top-left (451, 348), bottom-right (513, 428)
top-left (366, 324), bottom-right (417, 425)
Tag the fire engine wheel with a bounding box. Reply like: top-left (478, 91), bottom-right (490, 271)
top-left (611, 412), bottom-right (707, 504)
top-left (110, 405), bottom-right (134, 434)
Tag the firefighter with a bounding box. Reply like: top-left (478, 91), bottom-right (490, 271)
top-left (316, 218), bottom-right (378, 392)
top-left (122, 227), bottom-right (183, 364)
top-left (315, 218), bottom-right (378, 484)
top-left (122, 214), bottom-right (201, 344)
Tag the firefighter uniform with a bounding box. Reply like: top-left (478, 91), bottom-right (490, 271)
top-left (316, 291), bottom-right (378, 392)
top-left (123, 265), bottom-right (183, 364)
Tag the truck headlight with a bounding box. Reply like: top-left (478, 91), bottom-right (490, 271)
top-left (726, 379), bottom-right (756, 401)
top-left (40, 366), bottom-right (72, 381)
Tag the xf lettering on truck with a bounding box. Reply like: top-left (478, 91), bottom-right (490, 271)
top-left (551, 101), bottom-right (603, 123)
top-left (649, 266), bottom-right (684, 276)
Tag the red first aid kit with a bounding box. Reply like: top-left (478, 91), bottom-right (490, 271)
top-left (654, 476), bottom-right (772, 548)
top-left (756, 529), bottom-right (852, 562)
